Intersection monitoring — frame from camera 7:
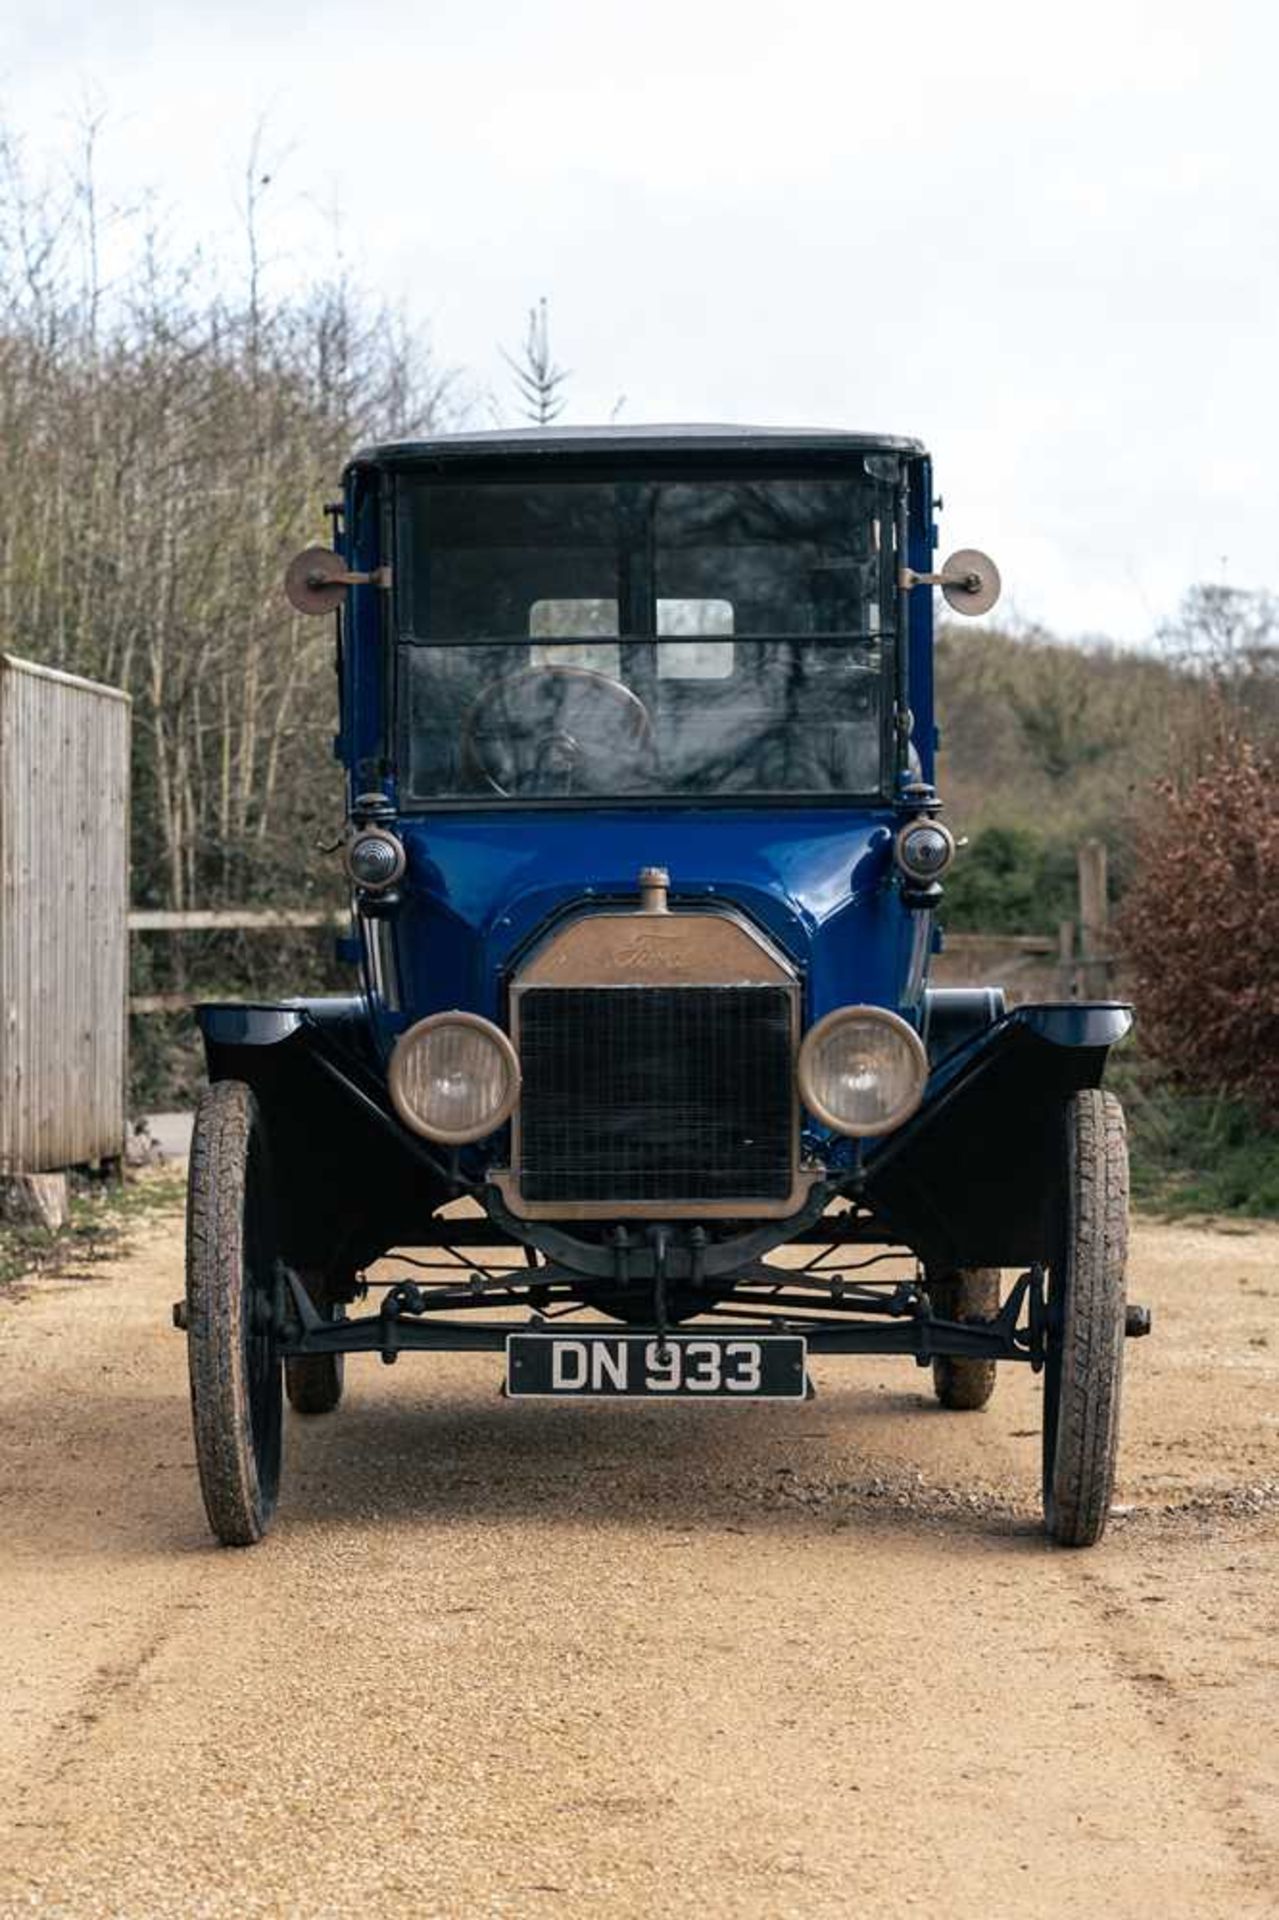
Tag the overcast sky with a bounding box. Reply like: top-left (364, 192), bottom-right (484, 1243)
top-left (3, 0), bottom-right (1274, 642)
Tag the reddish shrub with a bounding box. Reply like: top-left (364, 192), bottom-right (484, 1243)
top-left (1118, 741), bottom-right (1279, 1121)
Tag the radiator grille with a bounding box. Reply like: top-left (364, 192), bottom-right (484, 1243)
top-left (517, 984), bottom-right (794, 1205)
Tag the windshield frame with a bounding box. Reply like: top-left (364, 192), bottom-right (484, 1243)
top-left (388, 461), bottom-right (902, 812)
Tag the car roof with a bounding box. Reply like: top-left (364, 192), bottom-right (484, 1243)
top-left (346, 423), bottom-right (925, 475)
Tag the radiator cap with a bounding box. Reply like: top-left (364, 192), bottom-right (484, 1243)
top-left (638, 866), bottom-right (670, 913)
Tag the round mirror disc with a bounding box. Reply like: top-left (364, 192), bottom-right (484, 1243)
top-left (285, 546), bottom-right (348, 616)
top-left (941, 548), bottom-right (1002, 617)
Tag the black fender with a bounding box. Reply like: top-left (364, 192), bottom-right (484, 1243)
top-left (195, 998), bottom-right (455, 1276)
top-left (862, 1001), bottom-right (1133, 1271)
top-left (199, 995), bottom-right (374, 1066)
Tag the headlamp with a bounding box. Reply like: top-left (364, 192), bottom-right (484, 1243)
top-left (797, 1006), bottom-right (928, 1138)
top-left (388, 1013), bottom-right (521, 1145)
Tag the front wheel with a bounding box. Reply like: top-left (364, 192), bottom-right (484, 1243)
top-left (1042, 1089), bottom-right (1129, 1548)
top-left (185, 1081), bottom-right (283, 1546)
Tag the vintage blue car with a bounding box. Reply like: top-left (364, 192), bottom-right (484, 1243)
top-left (181, 426), bottom-right (1143, 1548)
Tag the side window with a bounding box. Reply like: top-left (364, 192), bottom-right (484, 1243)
top-left (656, 598), bottom-right (734, 680)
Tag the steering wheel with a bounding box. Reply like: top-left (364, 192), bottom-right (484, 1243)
top-left (460, 665), bottom-right (657, 797)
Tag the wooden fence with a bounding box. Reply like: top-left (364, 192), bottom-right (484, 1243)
top-left (127, 842), bottom-right (1117, 1015)
top-left (127, 907), bottom-right (344, 1013)
top-left (1, 656), bottom-right (131, 1173)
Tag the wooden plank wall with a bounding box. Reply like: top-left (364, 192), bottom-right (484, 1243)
top-left (0, 656), bottom-right (131, 1172)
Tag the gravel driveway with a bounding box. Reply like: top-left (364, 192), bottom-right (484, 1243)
top-left (0, 1192), bottom-right (1275, 1917)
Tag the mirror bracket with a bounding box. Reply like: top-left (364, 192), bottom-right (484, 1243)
top-left (285, 545), bottom-right (393, 616)
top-left (898, 548), bottom-right (1001, 617)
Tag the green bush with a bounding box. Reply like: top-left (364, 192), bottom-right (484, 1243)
top-left (940, 826), bottom-right (1078, 934)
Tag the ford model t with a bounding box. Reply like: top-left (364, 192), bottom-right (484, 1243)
top-left (181, 425), bottom-right (1142, 1549)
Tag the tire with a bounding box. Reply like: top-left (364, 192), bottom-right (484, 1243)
top-left (285, 1297), bottom-right (345, 1416)
top-left (930, 1268), bottom-right (1000, 1411)
top-left (185, 1080), bottom-right (283, 1546)
top-left (1042, 1089), bottom-right (1129, 1548)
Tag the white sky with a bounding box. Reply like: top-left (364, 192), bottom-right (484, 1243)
top-left (4, 0), bottom-right (1275, 641)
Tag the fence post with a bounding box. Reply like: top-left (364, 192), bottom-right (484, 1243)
top-left (1075, 839), bottom-right (1110, 998)
top-left (1057, 918), bottom-right (1076, 999)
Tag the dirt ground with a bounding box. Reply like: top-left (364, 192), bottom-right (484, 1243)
top-left (0, 1188), bottom-right (1275, 1920)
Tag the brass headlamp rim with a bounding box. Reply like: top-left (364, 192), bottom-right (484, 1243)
top-left (388, 1011), bottom-right (522, 1146)
top-left (796, 1004), bottom-right (928, 1139)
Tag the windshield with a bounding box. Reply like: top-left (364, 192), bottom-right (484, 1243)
top-left (395, 472), bottom-right (897, 804)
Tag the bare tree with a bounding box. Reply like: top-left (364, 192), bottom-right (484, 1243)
top-left (0, 116), bottom-right (462, 919)
top-left (1003, 634), bottom-right (1139, 785)
top-left (1156, 583), bottom-right (1279, 750)
top-left (502, 296), bottom-right (569, 425)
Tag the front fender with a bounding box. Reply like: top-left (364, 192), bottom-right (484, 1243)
top-left (861, 1001), bottom-right (1134, 1270)
top-left (197, 996), bottom-right (369, 1070)
top-left (194, 997), bottom-right (454, 1273)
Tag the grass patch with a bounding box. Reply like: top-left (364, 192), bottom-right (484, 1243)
top-left (0, 1165), bottom-right (186, 1294)
top-left (1109, 1051), bottom-right (1279, 1219)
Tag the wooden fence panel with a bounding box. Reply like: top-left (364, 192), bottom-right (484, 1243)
top-left (0, 656), bottom-right (131, 1172)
